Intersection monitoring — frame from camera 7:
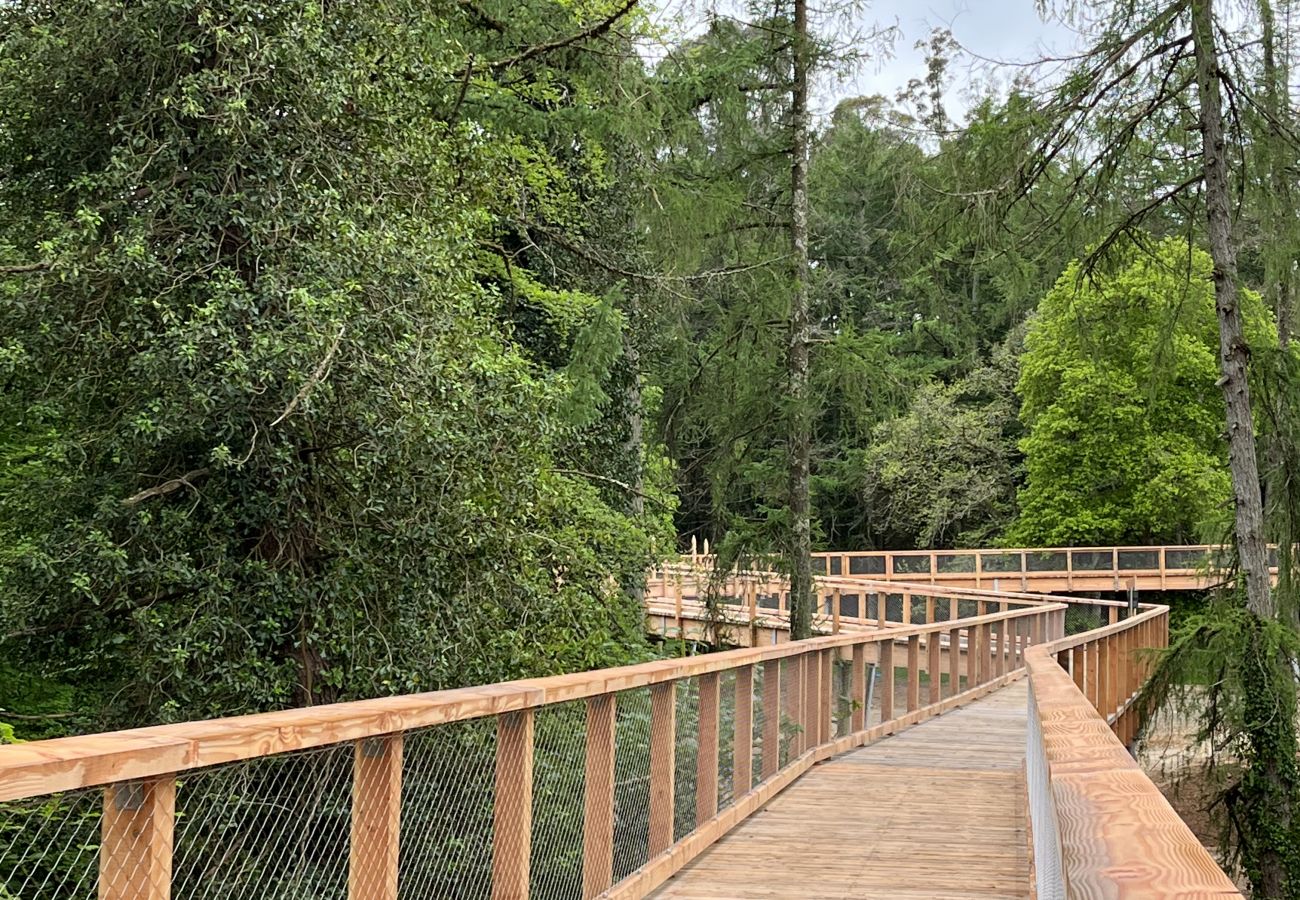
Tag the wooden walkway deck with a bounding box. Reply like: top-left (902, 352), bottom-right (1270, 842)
top-left (652, 682), bottom-right (1032, 899)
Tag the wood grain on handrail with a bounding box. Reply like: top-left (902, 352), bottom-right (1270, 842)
top-left (1025, 609), bottom-right (1242, 897)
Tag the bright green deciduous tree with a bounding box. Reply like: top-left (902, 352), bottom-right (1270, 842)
top-left (1009, 238), bottom-right (1273, 546)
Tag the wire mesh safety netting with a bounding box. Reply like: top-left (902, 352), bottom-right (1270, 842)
top-left (399, 718), bottom-right (496, 899)
top-left (0, 787), bottom-right (100, 899)
top-left (2, 642), bottom-right (892, 900)
top-left (172, 743), bottom-right (354, 900)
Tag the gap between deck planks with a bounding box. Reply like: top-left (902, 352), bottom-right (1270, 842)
top-left (650, 682), bottom-right (1032, 900)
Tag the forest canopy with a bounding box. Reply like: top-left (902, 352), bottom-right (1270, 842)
top-left (0, 0), bottom-right (1294, 737)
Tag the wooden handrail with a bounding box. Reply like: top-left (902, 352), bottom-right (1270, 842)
top-left (1, 600), bottom-right (1068, 900)
top-left (1024, 606), bottom-right (1242, 897)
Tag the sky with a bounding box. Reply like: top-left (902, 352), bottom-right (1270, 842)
top-left (646, 1), bottom-right (1089, 120)
top-left (843, 0), bottom-right (1082, 115)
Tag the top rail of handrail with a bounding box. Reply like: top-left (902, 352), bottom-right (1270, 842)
top-left (0, 601), bottom-right (1063, 805)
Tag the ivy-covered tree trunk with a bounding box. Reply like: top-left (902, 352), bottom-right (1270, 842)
top-left (1192, 1), bottom-right (1296, 894)
top-left (1192, 0), bottom-right (1273, 619)
top-left (787, 0), bottom-right (814, 641)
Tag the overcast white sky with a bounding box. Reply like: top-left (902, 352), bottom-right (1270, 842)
top-left (646, 1), bottom-right (1088, 120)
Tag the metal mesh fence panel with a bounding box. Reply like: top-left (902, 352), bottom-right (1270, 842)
top-left (173, 744), bottom-right (353, 900)
top-left (530, 702), bottom-right (587, 900)
top-left (399, 718), bottom-right (495, 899)
top-left (832, 656), bottom-right (852, 738)
top-left (0, 788), bottom-right (100, 899)
top-left (716, 671), bottom-right (736, 813)
top-left (778, 659), bottom-right (799, 766)
top-left (672, 677), bottom-right (699, 842)
top-left (611, 689), bottom-right (652, 883)
top-left (751, 665), bottom-right (770, 786)
top-left (1065, 606), bottom-right (1105, 637)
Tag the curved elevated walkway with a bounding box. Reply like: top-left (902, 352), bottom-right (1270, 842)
top-left (652, 682), bottom-right (1031, 899)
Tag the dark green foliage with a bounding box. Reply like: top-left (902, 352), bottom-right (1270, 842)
top-left (0, 0), bottom-right (669, 729)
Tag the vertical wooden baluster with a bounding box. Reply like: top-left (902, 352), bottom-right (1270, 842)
top-left (100, 777), bottom-right (175, 900)
top-left (975, 551), bottom-right (983, 590)
top-left (927, 628), bottom-right (942, 704)
top-left (925, 596), bottom-right (935, 624)
top-left (1087, 640), bottom-right (1101, 712)
top-left (696, 672), bottom-right (720, 825)
top-left (647, 683), bottom-right (676, 856)
top-left (991, 620), bottom-right (1003, 679)
top-left (965, 624), bottom-right (978, 690)
top-left (582, 696), bottom-right (616, 899)
top-left (929, 552), bottom-right (938, 584)
top-left (877, 592), bottom-right (888, 629)
top-left (979, 623), bottom-right (993, 685)
top-left (832, 587), bottom-right (841, 634)
top-left (906, 635), bottom-right (921, 712)
top-left (350, 736), bottom-right (403, 900)
top-left (734, 665), bottom-right (754, 795)
top-left (850, 644), bottom-right (866, 732)
top-left (901, 590), bottom-right (912, 626)
top-left (1109, 605), bottom-right (1119, 626)
top-left (820, 649), bottom-right (834, 744)
top-left (806, 652), bottom-right (821, 746)
top-left (949, 595), bottom-right (959, 622)
top-left (949, 627), bottom-right (961, 696)
top-left (492, 710), bottom-right (534, 900)
top-left (879, 641), bottom-right (895, 722)
top-left (884, 553), bottom-right (894, 582)
top-left (762, 660), bottom-right (781, 779)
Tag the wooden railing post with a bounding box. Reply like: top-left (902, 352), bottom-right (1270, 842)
top-left (978, 622), bottom-right (992, 685)
top-left (734, 665), bottom-right (754, 795)
top-left (696, 673), bottom-right (720, 825)
top-left (761, 660), bottom-right (781, 779)
top-left (492, 710), bottom-right (534, 900)
top-left (820, 649), bottom-right (834, 744)
top-left (100, 776), bottom-right (175, 900)
top-left (991, 620), bottom-right (1004, 679)
top-left (648, 682), bottom-right (675, 856)
top-left (949, 627), bottom-right (961, 696)
top-left (350, 736), bottom-right (403, 900)
top-left (927, 630), bottom-right (942, 704)
top-left (1087, 640), bottom-right (1100, 710)
top-left (832, 587), bottom-right (841, 634)
top-left (850, 645), bottom-right (866, 732)
top-left (965, 624), bottom-right (978, 689)
top-left (582, 695), bottom-right (616, 899)
top-left (906, 635), bottom-right (921, 712)
top-left (879, 640), bottom-right (895, 722)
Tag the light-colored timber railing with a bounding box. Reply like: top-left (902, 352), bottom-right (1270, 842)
top-left (1024, 606), bottom-right (1242, 898)
top-left (0, 601), bottom-right (1068, 900)
top-left (646, 564), bottom-right (1140, 645)
top-left (678, 538), bottom-right (1282, 592)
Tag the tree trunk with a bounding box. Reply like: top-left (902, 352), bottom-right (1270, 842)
top-left (1191, 0), bottom-right (1273, 619)
top-left (787, 0), bottom-right (813, 641)
top-left (1193, 3), bottom-right (1292, 896)
top-left (1259, 0), bottom-right (1294, 351)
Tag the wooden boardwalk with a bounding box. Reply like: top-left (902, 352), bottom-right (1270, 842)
top-left (652, 682), bottom-right (1032, 899)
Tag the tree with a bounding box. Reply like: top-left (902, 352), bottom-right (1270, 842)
top-left (859, 337), bottom-right (1022, 549)
top-left (1009, 239), bottom-right (1272, 545)
top-left (787, 0), bottom-right (814, 638)
top-left (0, 0), bottom-right (667, 728)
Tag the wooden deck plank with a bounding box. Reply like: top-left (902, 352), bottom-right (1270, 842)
top-left (650, 683), bottom-right (1032, 900)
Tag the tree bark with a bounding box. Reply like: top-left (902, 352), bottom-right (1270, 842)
top-left (1191, 0), bottom-right (1274, 620)
top-left (787, 0), bottom-right (814, 641)
top-left (1259, 0), bottom-right (1295, 351)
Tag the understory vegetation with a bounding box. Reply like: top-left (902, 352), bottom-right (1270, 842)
top-left (3, 0), bottom-right (1300, 894)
